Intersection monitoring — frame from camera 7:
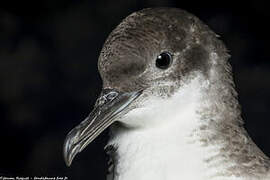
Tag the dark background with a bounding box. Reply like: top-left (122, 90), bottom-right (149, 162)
top-left (0, 0), bottom-right (270, 179)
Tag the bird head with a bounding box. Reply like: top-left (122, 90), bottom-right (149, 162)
top-left (63, 7), bottom-right (230, 167)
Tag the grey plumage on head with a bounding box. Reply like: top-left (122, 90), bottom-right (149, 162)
top-left (98, 8), bottom-right (270, 179)
top-left (63, 7), bottom-right (270, 179)
top-left (98, 8), bottom-right (230, 96)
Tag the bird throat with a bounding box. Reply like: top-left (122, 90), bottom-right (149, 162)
top-left (105, 76), bottom-right (249, 180)
top-left (106, 114), bottom-right (236, 180)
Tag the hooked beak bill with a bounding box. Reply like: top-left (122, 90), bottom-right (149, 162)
top-left (63, 89), bottom-right (142, 167)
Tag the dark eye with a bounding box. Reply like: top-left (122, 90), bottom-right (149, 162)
top-left (155, 52), bottom-right (173, 69)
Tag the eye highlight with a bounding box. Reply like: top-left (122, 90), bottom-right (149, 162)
top-left (155, 52), bottom-right (173, 69)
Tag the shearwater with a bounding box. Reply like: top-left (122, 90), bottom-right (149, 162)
top-left (63, 8), bottom-right (270, 180)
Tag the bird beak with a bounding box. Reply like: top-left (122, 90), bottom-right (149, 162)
top-left (63, 88), bottom-right (142, 167)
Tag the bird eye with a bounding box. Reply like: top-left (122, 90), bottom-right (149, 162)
top-left (155, 52), bottom-right (173, 69)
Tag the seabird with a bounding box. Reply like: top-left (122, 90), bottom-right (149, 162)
top-left (63, 7), bottom-right (270, 180)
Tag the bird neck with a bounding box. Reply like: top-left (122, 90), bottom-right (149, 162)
top-left (108, 118), bottom-right (242, 180)
top-left (107, 75), bottom-right (267, 180)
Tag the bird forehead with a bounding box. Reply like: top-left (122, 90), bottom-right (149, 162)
top-left (98, 9), bottom-right (195, 77)
top-left (97, 8), bottom-right (221, 92)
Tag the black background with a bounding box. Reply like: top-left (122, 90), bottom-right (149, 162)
top-left (0, 0), bottom-right (270, 179)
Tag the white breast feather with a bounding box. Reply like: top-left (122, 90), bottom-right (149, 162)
top-left (108, 76), bottom-right (245, 180)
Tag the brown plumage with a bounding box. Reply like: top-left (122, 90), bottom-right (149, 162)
top-left (64, 8), bottom-right (270, 180)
